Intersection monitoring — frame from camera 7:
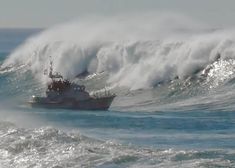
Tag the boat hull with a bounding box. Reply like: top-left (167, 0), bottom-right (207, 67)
top-left (29, 96), bottom-right (115, 110)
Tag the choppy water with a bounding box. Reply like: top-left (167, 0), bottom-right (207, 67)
top-left (1, 16), bottom-right (235, 167)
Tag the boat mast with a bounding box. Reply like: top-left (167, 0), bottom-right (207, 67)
top-left (47, 56), bottom-right (63, 79)
top-left (49, 56), bottom-right (53, 79)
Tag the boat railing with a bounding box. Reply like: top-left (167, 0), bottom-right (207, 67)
top-left (91, 87), bottom-right (115, 98)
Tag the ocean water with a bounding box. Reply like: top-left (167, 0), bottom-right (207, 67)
top-left (1, 16), bottom-right (235, 168)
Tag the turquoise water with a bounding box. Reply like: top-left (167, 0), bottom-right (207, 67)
top-left (1, 28), bottom-right (235, 167)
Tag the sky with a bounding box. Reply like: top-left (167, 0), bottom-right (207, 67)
top-left (1, 0), bottom-right (235, 28)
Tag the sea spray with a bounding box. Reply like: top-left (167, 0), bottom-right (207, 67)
top-left (1, 19), bottom-right (235, 168)
top-left (3, 13), bottom-right (235, 90)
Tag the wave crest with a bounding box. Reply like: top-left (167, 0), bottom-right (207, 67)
top-left (3, 14), bottom-right (235, 90)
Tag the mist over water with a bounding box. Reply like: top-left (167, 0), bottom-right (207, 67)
top-left (2, 13), bottom-right (235, 112)
top-left (4, 13), bottom-right (232, 90)
top-left (1, 13), bottom-right (235, 167)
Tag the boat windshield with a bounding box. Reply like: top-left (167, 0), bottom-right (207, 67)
top-left (48, 79), bottom-right (71, 91)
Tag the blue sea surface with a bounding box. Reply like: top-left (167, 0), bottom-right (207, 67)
top-left (0, 28), bottom-right (235, 168)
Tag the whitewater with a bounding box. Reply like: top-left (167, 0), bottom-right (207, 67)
top-left (1, 14), bottom-right (235, 167)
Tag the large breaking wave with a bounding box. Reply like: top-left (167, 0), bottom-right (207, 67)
top-left (1, 14), bottom-right (235, 168)
top-left (3, 13), bottom-right (235, 91)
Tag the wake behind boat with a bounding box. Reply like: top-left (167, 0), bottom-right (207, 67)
top-left (29, 58), bottom-right (115, 110)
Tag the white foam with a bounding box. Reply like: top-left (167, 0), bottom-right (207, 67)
top-left (3, 13), bottom-right (235, 90)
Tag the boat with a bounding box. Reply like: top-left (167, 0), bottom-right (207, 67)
top-left (29, 58), bottom-right (115, 110)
